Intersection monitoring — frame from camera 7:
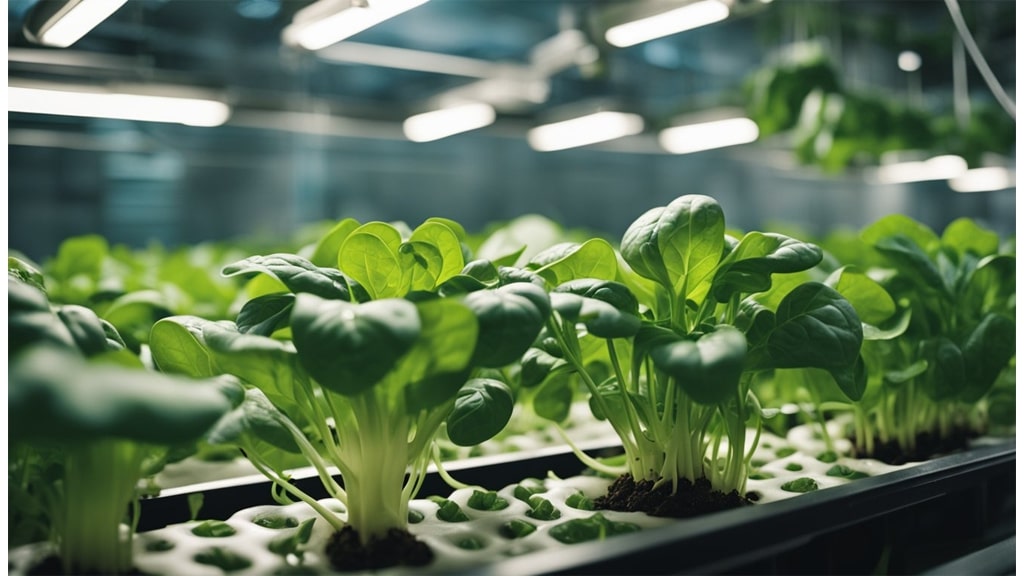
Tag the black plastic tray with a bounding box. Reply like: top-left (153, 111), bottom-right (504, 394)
top-left (138, 439), bottom-right (1015, 575)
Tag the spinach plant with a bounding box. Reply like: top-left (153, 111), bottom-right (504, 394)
top-left (848, 215), bottom-right (1015, 456)
top-left (9, 268), bottom-right (235, 575)
top-left (524, 195), bottom-right (863, 497)
top-left (149, 218), bottom-right (550, 557)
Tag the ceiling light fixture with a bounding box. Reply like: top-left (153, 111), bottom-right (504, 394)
top-left (948, 166), bottom-right (1015, 192)
top-left (874, 154), bottom-right (968, 184)
top-left (403, 102), bottom-right (496, 142)
top-left (282, 0), bottom-right (429, 51)
top-left (8, 83), bottom-right (231, 127)
top-left (23, 0), bottom-right (128, 48)
top-left (528, 111), bottom-right (644, 152)
top-left (605, 0), bottom-right (730, 48)
top-left (659, 116), bottom-right (759, 154)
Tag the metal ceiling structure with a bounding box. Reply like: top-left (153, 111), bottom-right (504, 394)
top-left (8, 0), bottom-right (1013, 140)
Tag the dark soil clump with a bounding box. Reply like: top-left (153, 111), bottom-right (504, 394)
top-left (595, 475), bottom-right (751, 518)
top-left (326, 526), bottom-right (433, 572)
top-left (855, 427), bottom-right (978, 465)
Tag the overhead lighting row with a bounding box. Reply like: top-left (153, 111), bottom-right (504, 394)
top-left (13, 0), bottom-right (1014, 192)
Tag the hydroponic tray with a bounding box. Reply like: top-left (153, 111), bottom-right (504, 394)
top-left (136, 438), bottom-right (1015, 575)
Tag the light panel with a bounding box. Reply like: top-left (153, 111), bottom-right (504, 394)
top-left (25, 0), bottom-right (128, 48)
top-left (8, 85), bottom-right (231, 127)
top-left (659, 117), bottom-right (759, 154)
top-left (875, 154), bottom-right (968, 184)
top-left (403, 103), bottom-right (496, 142)
top-left (605, 0), bottom-right (729, 48)
top-left (949, 166), bottom-right (1015, 192)
top-left (527, 111), bottom-right (644, 152)
top-left (282, 0), bottom-right (429, 51)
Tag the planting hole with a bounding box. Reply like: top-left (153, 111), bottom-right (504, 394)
top-left (467, 490), bottom-right (510, 511)
top-left (499, 519), bottom-right (537, 539)
top-left (565, 491), bottom-right (594, 511)
top-left (253, 513), bottom-right (300, 529)
top-left (194, 547), bottom-right (252, 572)
top-left (144, 538), bottom-right (175, 552)
top-left (817, 451), bottom-right (839, 463)
top-left (513, 478), bottom-right (546, 502)
top-left (430, 498), bottom-right (469, 522)
top-left (826, 464), bottom-right (869, 480)
top-left (191, 520), bottom-right (237, 537)
top-left (548, 513), bottom-right (641, 544)
top-left (526, 496), bottom-right (561, 521)
top-left (749, 471), bottom-right (775, 480)
top-left (781, 478), bottom-right (819, 493)
top-left (775, 447), bottom-right (797, 458)
top-left (408, 509), bottom-right (425, 524)
top-left (453, 535), bottom-right (488, 550)
top-left (785, 463), bottom-right (803, 472)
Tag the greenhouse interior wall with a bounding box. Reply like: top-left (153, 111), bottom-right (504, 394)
top-left (9, 129), bottom-right (1017, 261)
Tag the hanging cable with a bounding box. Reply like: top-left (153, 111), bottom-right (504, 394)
top-left (943, 0), bottom-right (1015, 119)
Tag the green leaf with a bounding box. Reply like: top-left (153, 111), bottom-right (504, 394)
top-left (206, 388), bottom-right (301, 453)
top-left (101, 290), bottom-right (172, 349)
top-left (942, 218), bottom-right (1000, 258)
top-left (200, 321), bottom-right (301, 409)
top-left (10, 346), bottom-right (233, 445)
top-left (871, 236), bottom-right (950, 298)
top-left (56, 305), bottom-right (120, 356)
top-left (463, 283), bottom-right (550, 368)
top-left (554, 279), bottom-right (639, 315)
top-left (549, 292), bottom-right (641, 340)
top-left (531, 238), bottom-right (620, 286)
top-left (339, 223), bottom-right (408, 299)
top-left (409, 220), bottom-right (465, 288)
top-left (222, 254), bottom-right (352, 300)
top-left (9, 256), bottom-right (46, 291)
top-left (762, 282), bottom-right (863, 373)
top-left (519, 347), bottom-right (567, 389)
top-left (401, 298), bottom-right (478, 412)
top-left (824, 266), bottom-right (895, 326)
top-left (533, 371), bottom-right (574, 422)
top-left (918, 337), bottom-right (965, 401)
top-left (861, 214), bottom-right (940, 255)
top-left (402, 241), bottom-right (444, 293)
top-left (962, 255), bottom-right (1015, 318)
top-left (150, 316), bottom-right (218, 378)
top-left (620, 195), bottom-right (725, 303)
top-left (291, 295), bottom-right (420, 396)
top-left (711, 232), bottom-right (823, 302)
top-left (650, 326), bottom-right (747, 405)
top-left (959, 313), bottom-right (1015, 402)
top-left (446, 378), bottom-right (514, 446)
top-left (310, 218), bottom-right (360, 268)
top-left (236, 293), bottom-right (295, 336)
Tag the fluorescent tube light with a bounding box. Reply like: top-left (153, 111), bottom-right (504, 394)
top-left (948, 166), bottom-right (1015, 192)
top-left (528, 111), bottom-right (644, 152)
top-left (659, 117), bottom-right (759, 154)
top-left (282, 0), bottom-right (429, 51)
top-left (403, 102), bottom-right (496, 142)
top-left (8, 85), bottom-right (231, 127)
top-left (605, 0), bottom-right (729, 48)
top-left (24, 0), bottom-right (128, 48)
top-left (875, 154), bottom-right (967, 184)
